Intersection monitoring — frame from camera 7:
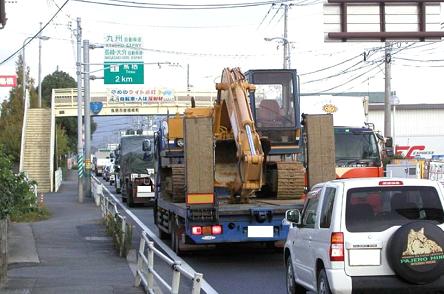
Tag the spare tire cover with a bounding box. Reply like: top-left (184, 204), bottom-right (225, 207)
top-left (387, 221), bottom-right (444, 284)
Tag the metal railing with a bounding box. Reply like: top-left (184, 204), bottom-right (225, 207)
top-left (135, 231), bottom-right (203, 294)
top-left (54, 168), bottom-right (63, 192)
top-left (91, 176), bottom-right (131, 257)
top-left (91, 176), bottom-right (204, 294)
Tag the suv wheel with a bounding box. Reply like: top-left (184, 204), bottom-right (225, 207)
top-left (286, 257), bottom-right (306, 294)
top-left (317, 269), bottom-right (331, 294)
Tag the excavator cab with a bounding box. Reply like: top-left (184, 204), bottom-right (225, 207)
top-left (244, 69), bottom-right (301, 155)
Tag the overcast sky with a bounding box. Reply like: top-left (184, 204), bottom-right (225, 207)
top-left (1, 0), bottom-right (444, 105)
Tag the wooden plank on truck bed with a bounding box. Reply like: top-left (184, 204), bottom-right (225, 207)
top-left (305, 114), bottom-right (336, 189)
top-left (184, 115), bottom-right (215, 198)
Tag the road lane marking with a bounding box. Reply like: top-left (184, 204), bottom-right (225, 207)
top-left (101, 184), bottom-right (218, 294)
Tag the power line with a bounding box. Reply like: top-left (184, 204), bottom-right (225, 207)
top-left (0, 0), bottom-right (71, 66)
top-left (257, 3), bottom-right (274, 29)
top-left (314, 62), bottom-right (383, 94)
top-left (299, 52), bottom-right (364, 76)
top-left (303, 59), bottom-right (371, 84)
top-left (72, 0), bottom-right (293, 10)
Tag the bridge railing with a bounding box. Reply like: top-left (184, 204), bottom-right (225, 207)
top-left (53, 88), bottom-right (216, 109)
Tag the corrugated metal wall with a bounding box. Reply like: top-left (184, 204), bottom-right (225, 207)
top-left (368, 109), bottom-right (444, 137)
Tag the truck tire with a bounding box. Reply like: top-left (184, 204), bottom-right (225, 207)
top-left (127, 183), bottom-right (135, 208)
top-left (286, 257), bottom-right (306, 294)
top-left (387, 221), bottom-right (444, 284)
top-left (171, 222), bottom-right (184, 256)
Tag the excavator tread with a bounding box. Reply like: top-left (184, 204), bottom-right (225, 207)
top-left (276, 162), bottom-right (305, 199)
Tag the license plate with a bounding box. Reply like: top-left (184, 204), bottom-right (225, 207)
top-left (247, 226), bottom-right (273, 238)
top-left (349, 249), bottom-right (381, 266)
top-left (137, 186), bottom-right (154, 198)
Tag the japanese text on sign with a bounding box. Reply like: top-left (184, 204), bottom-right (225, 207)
top-left (104, 34), bottom-right (143, 61)
top-left (108, 88), bottom-right (175, 103)
top-left (0, 75), bottom-right (17, 87)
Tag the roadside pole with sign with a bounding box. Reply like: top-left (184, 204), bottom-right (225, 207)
top-left (104, 34), bottom-right (144, 85)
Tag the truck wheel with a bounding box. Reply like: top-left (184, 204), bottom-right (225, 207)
top-left (127, 184), bottom-right (135, 208)
top-left (158, 226), bottom-right (170, 240)
top-left (317, 269), bottom-right (331, 294)
top-left (286, 257), bottom-right (306, 294)
top-left (171, 223), bottom-right (184, 256)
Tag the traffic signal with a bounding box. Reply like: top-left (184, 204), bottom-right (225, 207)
top-left (0, 0), bottom-right (6, 29)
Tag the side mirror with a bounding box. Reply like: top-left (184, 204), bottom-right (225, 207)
top-left (285, 209), bottom-right (301, 225)
top-left (142, 139), bottom-right (152, 152)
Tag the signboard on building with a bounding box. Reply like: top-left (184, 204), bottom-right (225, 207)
top-left (0, 75), bottom-right (17, 87)
top-left (104, 34), bottom-right (144, 84)
top-left (108, 88), bottom-right (175, 103)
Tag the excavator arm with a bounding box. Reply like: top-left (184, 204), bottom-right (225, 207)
top-left (214, 68), bottom-right (265, 202)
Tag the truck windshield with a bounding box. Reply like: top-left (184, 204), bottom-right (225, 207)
top-left (335, 129), bottom-right (380, 166)
top-left (346, 186), bottom-right (444, 232)
top-left (253, 71), bottom-right (296, 129)
top-left (120, 136), bottom-right (154, 174)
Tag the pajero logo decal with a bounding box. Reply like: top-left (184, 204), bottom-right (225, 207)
top-left (322, 104), bottom-right (337, 114)
top-left (400, 228), bottom-right (444, 266)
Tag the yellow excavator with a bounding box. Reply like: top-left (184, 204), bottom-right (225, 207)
top-left (162, 67), bottom-right (305, 203)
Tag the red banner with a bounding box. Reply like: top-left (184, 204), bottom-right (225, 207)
top-left (0, 75), bottom-right (17, 87)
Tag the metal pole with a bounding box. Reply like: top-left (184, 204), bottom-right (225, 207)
top-left (21, 37), bottom-right (31, 101)
top-left (38, 22), bottom-right (42, 108)
top-left (283, 4), bottom-right (289, 69)
top-left (84, 39), bottom-right (92, 197)
top-left (384, 41), bottom-right (392, 138)
top-left (187, 64), bottom-right (190, 94)
top-left (76, 17), bottom-right (84, 203)
top-left (393, 104), bottom-right (396, 148)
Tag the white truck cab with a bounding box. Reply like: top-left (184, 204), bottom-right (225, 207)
top-left (284, 178), bottom-right (444, 294)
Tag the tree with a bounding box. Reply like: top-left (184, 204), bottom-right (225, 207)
top-left (41, 70), bottom-right (96, 153)
top-left (0, 55), bottom-right (36, 163)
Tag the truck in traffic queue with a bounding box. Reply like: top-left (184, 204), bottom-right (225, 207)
top-left (300, 95), bottom-right (393, 179)
top-left (152, 68), bottom-right (337, 255)
top-left (93, 148), bottom-right (112, 176)
top-left (119, 130), bottom-right (156, 207)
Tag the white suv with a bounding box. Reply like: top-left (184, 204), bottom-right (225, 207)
top-left (284, 178), bottom-right (444, 294)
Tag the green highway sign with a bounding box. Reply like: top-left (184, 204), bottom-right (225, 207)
top-left (104, 62), bottom-right (144, 85)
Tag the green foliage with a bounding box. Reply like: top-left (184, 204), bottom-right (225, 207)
top-left (0, 54), bottom-right (37, 162)
top-left (42, 70), bottom-right (97, 152)
top-left (0, 146), bottom-right (40, 220)
top-left (10, 207), bottom-right (51, 223)
top-left (56, 124), bottom-right (70, 167)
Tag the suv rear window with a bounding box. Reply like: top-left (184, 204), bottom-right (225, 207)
top-left (346, 186), bottom-right (444, 232)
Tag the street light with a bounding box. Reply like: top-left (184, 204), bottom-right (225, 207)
top-left (22, 33), bottom-right (50, 107)
top-left (390, 91), bottom-right (400, 149)
top-left (38, 29), bottom-right (50, 108)
top-left (264, 37), bottom-right (291, 69)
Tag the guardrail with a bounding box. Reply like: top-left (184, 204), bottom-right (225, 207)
top-left (135, 231), bottom-right (203, 294)
top-left (91, 176), bottom-right (131, 257)
top-left (91, 176), bottom-right (204, 293)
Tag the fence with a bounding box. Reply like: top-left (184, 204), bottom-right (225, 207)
top-left (54, 168), bottom-right (63, 192)
top-left (135, 231), bottom-right (203, 294)
top-left (91, 176), bottom-right (204, 293)
top-left (91, 176), bottom-right (131, 257)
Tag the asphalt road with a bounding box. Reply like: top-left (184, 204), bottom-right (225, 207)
top-left (97, 177), bottom-right (287, 294)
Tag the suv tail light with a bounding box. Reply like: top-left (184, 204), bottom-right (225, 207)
top-left (330, 232), bottom-right (344, 262)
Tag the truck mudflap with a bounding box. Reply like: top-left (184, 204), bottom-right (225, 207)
top-left (184, 217), bottom-right (290, 244)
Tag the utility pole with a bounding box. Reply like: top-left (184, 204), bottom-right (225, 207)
top-left (38, 22), bottom-right (43, 108)
top-left (384, 41), bottom-right (392, 138)
top-left (283, 4), bottom-right (289, 69)
top-left (83, 39), bottom-right (92, 197)
top-left (76, 18), bottom-right (84, 203)
top-left (187, 64), bottom-right (191, 94)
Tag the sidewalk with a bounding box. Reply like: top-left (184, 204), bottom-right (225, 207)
top-left (3, 170), bottom-right (144, 294)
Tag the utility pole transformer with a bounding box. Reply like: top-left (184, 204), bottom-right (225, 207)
top-left (83, 39), bottom-right (92, 198)
top-left (76, 18), bottom-right (84, 203)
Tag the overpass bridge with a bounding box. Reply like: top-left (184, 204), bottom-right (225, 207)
top-left (20, 88), bottom-right (216, 193)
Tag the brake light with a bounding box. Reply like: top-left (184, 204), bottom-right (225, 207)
top-left (330, 232), bottom-right (344, 262)
top-left (191, 226), bottom-right (202, 235)
top-left (379, 180), bottom-right (403, 186)
top-left (212, 225), bottom-right (223, 235)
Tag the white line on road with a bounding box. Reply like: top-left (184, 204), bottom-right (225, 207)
top-left (101, 184), bottom-right (218, 294)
